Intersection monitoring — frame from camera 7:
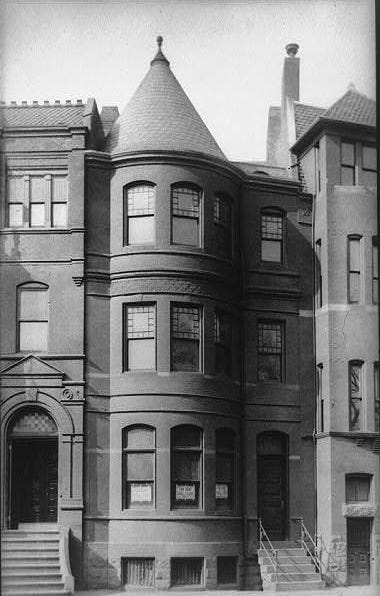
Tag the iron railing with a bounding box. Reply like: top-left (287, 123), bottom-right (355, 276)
top-left (258, 518), bottom-right (280, 582)
top-left (299, 518), bottom-right (322, 576)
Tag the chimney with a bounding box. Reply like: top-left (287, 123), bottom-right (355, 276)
top-left (282, 43), bottom-right (300, 103)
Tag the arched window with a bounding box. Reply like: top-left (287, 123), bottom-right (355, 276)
top-left (171, 183), bottom-right (202, 247)
top-left (122, 425), bottom-right (155, 508)
top-left (171, 425), bottom-right (202, 509)
top-left (17, 283), bottom-right (49, 352)
top-left (213, 194), bottom-right (232, 257)
top-left (215, 428), bottom-right (236, 510)
top-left (261, 209), bottom-right (285, 263)
top-left (124, 182), bottom-right (155, 245)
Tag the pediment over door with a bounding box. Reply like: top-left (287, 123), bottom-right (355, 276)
top-left (0, 355), bottom-right (65, 388)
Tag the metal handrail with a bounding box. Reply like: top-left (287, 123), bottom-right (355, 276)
top-left (258, 518), bottom-right (279, 582)
top-left (300, 518), bottom-right (322, 575)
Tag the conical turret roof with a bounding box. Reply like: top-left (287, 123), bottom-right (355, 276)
top-left (106, 38), bottom-right (226, 160)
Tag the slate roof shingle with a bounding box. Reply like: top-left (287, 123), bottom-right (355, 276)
top-left (294, 103), bottom-right (325, 139)
top-left (1, 104), bottom-right (86, 128)
top-left (105, 49), bottom-right (226, 160)
top-left (322, 88), bottom-right (376, 127)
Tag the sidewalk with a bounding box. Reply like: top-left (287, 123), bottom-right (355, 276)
top-left (75, 586), bottom-right (378, 596)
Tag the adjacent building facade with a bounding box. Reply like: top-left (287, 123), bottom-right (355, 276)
top-left (0, 40), bottom-right (378, 591)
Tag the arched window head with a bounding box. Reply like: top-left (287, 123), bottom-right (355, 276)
top-left (171, 425), bottom-right (202, 509)
top-left (124, 182), bottom-right (155, 245)
top-left (171, 183), bottom-right (202, 247)
top-left (122, 425), bottom-right (155, 509)
top-left (261, 209), bottom-right (285, 263)
top-left (17, 283), bottom-right (49, 352)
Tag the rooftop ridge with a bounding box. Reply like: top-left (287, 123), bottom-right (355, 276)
top-left (0, 99), bottom-right (84, 107)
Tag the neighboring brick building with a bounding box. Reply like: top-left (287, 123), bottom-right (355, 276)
top-left (0, 40), bottom-right (378, 593)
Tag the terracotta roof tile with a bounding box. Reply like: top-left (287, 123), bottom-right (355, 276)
top-left (294, 103), bottom-right (325, 139)
top-left (322, 88), bottom-right (376, 127)
top-left (0, 103), bottom-right (86, 128)
top-left (106, 50), bottom-right (226, 160)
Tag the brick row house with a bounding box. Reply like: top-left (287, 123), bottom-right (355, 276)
top-left (0, 40), bottom-right (378, 592)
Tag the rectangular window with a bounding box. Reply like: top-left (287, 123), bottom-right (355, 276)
top-left (122, 558), bottom-right (155, 587)
top-left (30, 176), bottom-right (46, 227)
top-left (7, 176), bottom-right (25, 227)
top-left (171, 426), bottom-right (202, 509)
top-left (257, 321), bottom-right (283, 382)
top-left (125, 184), bottom-right (155, 245)
top-left (216, 429), bottom-right (235, 511)
top-left (317, 364), bottom-right (324, 433)
top-left (341, 140), bottom-right (356, 185)
top-left (348, 237), bottom-right (361, 303)
top-left (18, 286), bottom-right (48, 352)
top-left (171, 558), bottom-right (203, 587)
top-left (171, 185), bottom-right (201, 246)
top-left (346, 475), bottom-right (371, 503)
top-left (214, 195), bottom-right (232, 256)
top-left (51, 176), bottom-right (68, 227)
top-left (124, 305), bottom-right (155, 371)
top-left (362, 145), bottom-right (377, 186)
top-left (217, 557), bottom-right (238, 585)
top-left (261, 212), bottom-right (284, 262)
top-left (315, 239), bottom-right (322, 308)
top-left (349, 362), bottom-right (362, 431)
top-left (375, 363), bottom-right (379, 433)
top-left (373, 238), bottom-right (378, 304)
top-left (123, 427), bottom-right (155, 508)
top-left (215, 310), bottom-right (232, 376)
top-left (171, 305), bottom-right (201, 372)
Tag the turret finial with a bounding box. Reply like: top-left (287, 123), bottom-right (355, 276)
top-left (157, 36), bottom-right (163, 49)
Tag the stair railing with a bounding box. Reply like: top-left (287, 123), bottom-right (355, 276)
top-left (258, 518), bottom-right (280, 582)
top-left (299, 518), bottom-right (322, 576)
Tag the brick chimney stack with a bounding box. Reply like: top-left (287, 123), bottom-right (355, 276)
top-left (282, 43), bottom-right (300, 103)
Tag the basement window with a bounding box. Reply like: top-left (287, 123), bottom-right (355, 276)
top-left (171, 558), bottom-right (203, 587)
top-left (122, 558), bottom-right (155, 587)
top-left (217, 556), bottom-right (238, 585)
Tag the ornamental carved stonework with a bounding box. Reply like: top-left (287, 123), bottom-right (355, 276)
top-left (25, 388), bottom-right (38, 401)
top-left (342, 503), bottom-right (377, 518)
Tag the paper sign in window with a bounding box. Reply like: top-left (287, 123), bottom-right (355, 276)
top-left (176, 483), bottom-right (196, 501)
top-left (216, 483), bottom-right (229, 499)
top-left (130, 483), bottom-right (152, 503)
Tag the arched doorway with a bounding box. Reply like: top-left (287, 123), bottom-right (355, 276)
top-left (8, 407), bottom-right (58, 528)
top-left (257, 431), bottom-right (288, 540)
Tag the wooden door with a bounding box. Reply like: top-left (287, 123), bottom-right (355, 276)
top-left (347, 518), bottom-right (371, 585)
top-left (10, 439), bottom-right (58, 527)
top-left (257, 432), bottom-right (288, 541)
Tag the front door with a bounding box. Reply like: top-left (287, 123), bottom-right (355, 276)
top-left (257, 432), bottom-right (288, 541)
top-left (10, 439), bottom-right (58, 527)
top-left (347, 518), bottom-right (371, 585)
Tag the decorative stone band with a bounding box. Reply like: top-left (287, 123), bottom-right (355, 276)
top-left (342, 503), bottom-right (377, 518)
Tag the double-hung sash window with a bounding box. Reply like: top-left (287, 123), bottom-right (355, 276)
top-left (171, 184), bottom-right (201, 246)
top-left (348, 236), bottom-right (361, 303)
top-left (257, 321), bottom-right (283, 382)
top-left (341, 140), bottom-right (356, 185)
top-left (125, 184), bottom-right (155, 245)
top-left (215, 428), bottom-right (235, 511)
top-left (362, 145), bottom-right (377, 186)
top-left (123, 426), bottom-right (155, 508)
top-left (171, 425), bottom-right (202, 509)
top-left (261, 211), bottom-right (284, 263)
top-left (214, 310), bottom-right (232, 376)
top-left (18, 284), bottom-right (49, 352)
top-left (349, 361), bottom-right (363, 431)
top-left (213, 195), bottom-right (232, 256)
top-left (171, 305), bottom-right (201, 372)
top-left (7, 174), bottom-right (68, 228)
top-left (124, 305), bottom-right (155, 370)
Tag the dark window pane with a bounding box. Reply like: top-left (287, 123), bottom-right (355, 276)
top-left (125, 427), bottom-right (154, 449)
top-left (171, 339), bottom-right (199, 371)
top-left (172, 426), bottom-right (201, 448)
top-left (258, 354), bottom-right (281, 382)
top-left (216, 453), bottom-right (233, 481)
top-left (217, 557), bottom-right (237, 585)
top-left (341, 166), bottom-right (355, 185)
top-left (171, 558), bottom-right (203, 586)
top-left (346, 476), bottom-right (370, 503)
top-left (216, 429), bottom-right (235, 451)
top-left (173, 452), bottom-right (199, 480)
top-left (125, 452), bottom-right (153, 480)
top-left (375, 364), bottom-right (380, 432)
top-left (349, 398), bottom-right (361, 431)
top-left (341, 141), bottom-right (355, 165)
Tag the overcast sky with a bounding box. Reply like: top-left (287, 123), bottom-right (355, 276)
top-left (1, 0), bottom-right (376, 161)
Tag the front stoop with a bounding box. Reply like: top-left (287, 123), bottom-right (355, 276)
top-left (258, 541), bottom-right (325, 592)
top-left (1, 525), bottom-right (74, 596)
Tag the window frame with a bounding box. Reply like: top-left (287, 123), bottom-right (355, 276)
top-left (121, 558), bottom-right (155, 588)
top-left (217, 556), bottom-right (238, 586)
top-left (170, 183), bottom-right (202, 247)
top-left (341, 139), bottom-right (356, 185)
top-left (317, 364), bottom-right (324, 433)
top-left (123, 303), bottom-right (156, 372)
top-left (347, 235), bottom-right (362, 304)
top-left (361, 144), bottom-right (377, 186)
top-left (7, 173), bottom-right (68, 229)
top-left (374, 362), bottom-right (379, 433)
top-left (260, 209), bottom-right (285, 264)
top-left (257, 320), bottom-right (284, 383)
top-left (122, 425), bottom-right (155, 510)
top-left (123, 182), bottom-right (156, 246)
top-left (171, 425), bottom-right (202, 510)
top-left (214, 309), bottom-right (233, 376)
top-left (215, 428), bottom-right (236, 512)
top-left (372, 237), bottom-right (378, 305)
top-left (349, 360), bottom-right (364, 431)
top-left (170, 303), bottom-right (202, 372)
top-left (17, 282), bottom-right (49, 353)
top-left (315, 239), bottom-right (322, 308)
top-left (345, 474), bottom-right (372, 503)
top-left (213, 194), bottom-right (232, 257)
